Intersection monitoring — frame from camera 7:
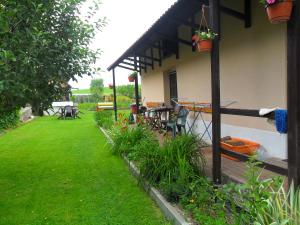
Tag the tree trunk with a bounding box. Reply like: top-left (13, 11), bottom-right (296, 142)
top-left (31, 102), bottom-right (44, 116)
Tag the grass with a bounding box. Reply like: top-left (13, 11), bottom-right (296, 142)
top-left (0, 112), bottom-right (169, 225)
top-left (72, 88), bottom-right (112, 95)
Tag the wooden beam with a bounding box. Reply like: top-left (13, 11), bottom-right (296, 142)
top-left (158, 41), bottom-right (162, 67)
top-left (210, 0), bottom-right (221, 184)
top-left (287, 1), bottom-right (300, 187)
top-left (134, 57), bottom-right (140, 114)
top-left (221, 108), bottom-right (274, 119)
top-left (126, 58), bottom-right (152, 67)
top-left (117, 64), bottom-right (140, 72)
top-left (112, 68), bottom-right (117, 121)
top-left (244, 0), bottom-right (251, 28)
top-left (136, 54), bottom-right (160, 62)
top-left (121, 61), bottom-right (146, 69)
top-left (221, 148), bottom-right (287, 176)
top-left (150, 48), bottom-right (154, 69)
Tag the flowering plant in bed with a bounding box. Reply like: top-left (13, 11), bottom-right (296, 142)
top-left (259, 0), bottom-right (293, 24)
top-left (192, 29), bottom-right (217, 52)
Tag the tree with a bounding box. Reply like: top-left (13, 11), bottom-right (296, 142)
top-left (90, 79), bottom-right (104, 102)
top-left (0, 0), bottom-right (105, 115)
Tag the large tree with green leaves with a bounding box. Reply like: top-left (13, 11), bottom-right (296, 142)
top-left (0, 0), bottom-right (105, 115)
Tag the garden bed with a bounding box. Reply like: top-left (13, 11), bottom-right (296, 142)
top-left (100, 127), bottom-right (192, 225)
top-left (96, 112), bottom-right (297, 225)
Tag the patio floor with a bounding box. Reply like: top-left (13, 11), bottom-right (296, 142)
top-left (201, 147), bottom-right (287, 184)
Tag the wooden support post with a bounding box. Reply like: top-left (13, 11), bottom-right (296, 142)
top-left (158, 41), bottom-right (162, 67)
top-left (210, 0), bottom-right (221, 184)
top-left (150, 48), bottom-right (154, 70)
top-left (134, 57), bottom-right (140, 114)
top-left (112, 68), bottom-right (117, 121)
top-left (287, 2), bottom-right (300, 187)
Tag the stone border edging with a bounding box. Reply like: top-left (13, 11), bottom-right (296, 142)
top-left (99, 127), bottom-right (192, 225)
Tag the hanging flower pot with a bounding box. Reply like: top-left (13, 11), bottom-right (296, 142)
top-left (193, 6), bottom-right (217, 53)
top-left (108, 84), bottom-right (113, 89)
top-left (198, 39), bottom-right (213, 52)
top-left (128, 71), bottom-right (137, 82)
top-left (262, 0), bottom-right (293, 24)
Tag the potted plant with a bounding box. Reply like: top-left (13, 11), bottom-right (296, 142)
top-left (260, 0), bottom-right (293, 24)
top-left (108, 84), bottom-right (113, 89)
top-left (128, 71), bottom-right (137, 82)
top-left (193, 29), bottom-right (217, 52)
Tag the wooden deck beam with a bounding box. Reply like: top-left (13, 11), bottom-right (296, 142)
top-left (287, 2), bottom-right (300, 187)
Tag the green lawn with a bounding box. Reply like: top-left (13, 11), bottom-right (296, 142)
top-left (72, 88), bottom-right (112, 95)
top-left (0, 112), bottom-right (169, 225)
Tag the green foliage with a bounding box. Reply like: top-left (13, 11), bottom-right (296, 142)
top-left (222, 156), bottom-right (283, 224)
top-left (117, 95), bottom-right (132, 108)
top-left (254, 184), bottom-right (300, 225)
top-left (0, 109), bottom-right (19, 131)
top-left (90, 79), bottom-right (104, 102)
top-left (140, 135), bottom-right (205, 202)
top-left (116, 85), bottom-right (141, 99)
top-left (181, 178), bottom-right (228, 225)
top-left (0, 0), bottom-right (105, 115)
top-left (195, 29), bottom-right (218, 40)
top-left (94, 110), bottom-right (114, 129)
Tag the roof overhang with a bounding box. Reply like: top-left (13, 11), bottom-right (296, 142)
top-left (107, 0), bottom-right (251, 72)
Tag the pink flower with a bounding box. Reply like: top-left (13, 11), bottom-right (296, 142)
top-left (267, 0), bottom-right (276, 4)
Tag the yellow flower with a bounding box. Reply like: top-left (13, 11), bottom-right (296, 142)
top-left (189, 199), bottom-right (195, 204)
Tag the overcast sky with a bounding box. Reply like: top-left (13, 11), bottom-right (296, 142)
top-left (69, 0), bottom-right (177, 90)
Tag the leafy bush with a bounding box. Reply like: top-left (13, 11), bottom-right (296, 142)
top-left (222, 157), bottom-right (283, 224)
top-left (181, 178), bottom-right (228, 225)
top-left (94, 110), bottom-right (114, 129)
top-left (116, 95), bottom-right (132, 108)
top-left (0, 110), bottom-right (19, 131)
top-left (116, 85), bottom-right (141, 99)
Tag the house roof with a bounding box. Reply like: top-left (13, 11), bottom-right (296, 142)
top-left (107, 0), bottom-right (207, 72)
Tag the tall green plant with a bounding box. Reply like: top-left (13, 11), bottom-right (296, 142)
top-left (94, 110), bottom-right (113, 129)
top-left (255, 184), bottom-right (300, 225)
top-left (223, 156), bottom-right (283, 224)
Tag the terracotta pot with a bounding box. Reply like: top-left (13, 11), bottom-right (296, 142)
top-left (128, 76), bottom-right (135, 82)
top-left (266, 1), bottom-right (293, 24)
top-left (197, 39), bottom-right (212, 52)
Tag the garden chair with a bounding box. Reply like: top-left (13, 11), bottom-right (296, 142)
top-left (64, 105), bottom-right (74, 119)
top-left (166, 107), bottom-right (189, 138)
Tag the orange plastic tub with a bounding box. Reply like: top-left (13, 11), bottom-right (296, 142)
top-left (221, 137), bottom-right (260, 161)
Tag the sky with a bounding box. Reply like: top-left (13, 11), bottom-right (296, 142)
top-left (69, 0), bottom-right (177, 90)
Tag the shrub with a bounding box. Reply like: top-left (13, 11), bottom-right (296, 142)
top-left (94, 110), bottom-right (114, 129)
top-left (0, 109), bottom-right (19, 131)
top-left (180, 178), bottom-right (228, 225)
top-left (222, 156), bottom-right (283, 224)
top-left (116, 95), bottom-right (132, 109)
top-left (110, 123), bottom-right (154, 159)
top-left (116, 85), bottom-right (141, 99)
